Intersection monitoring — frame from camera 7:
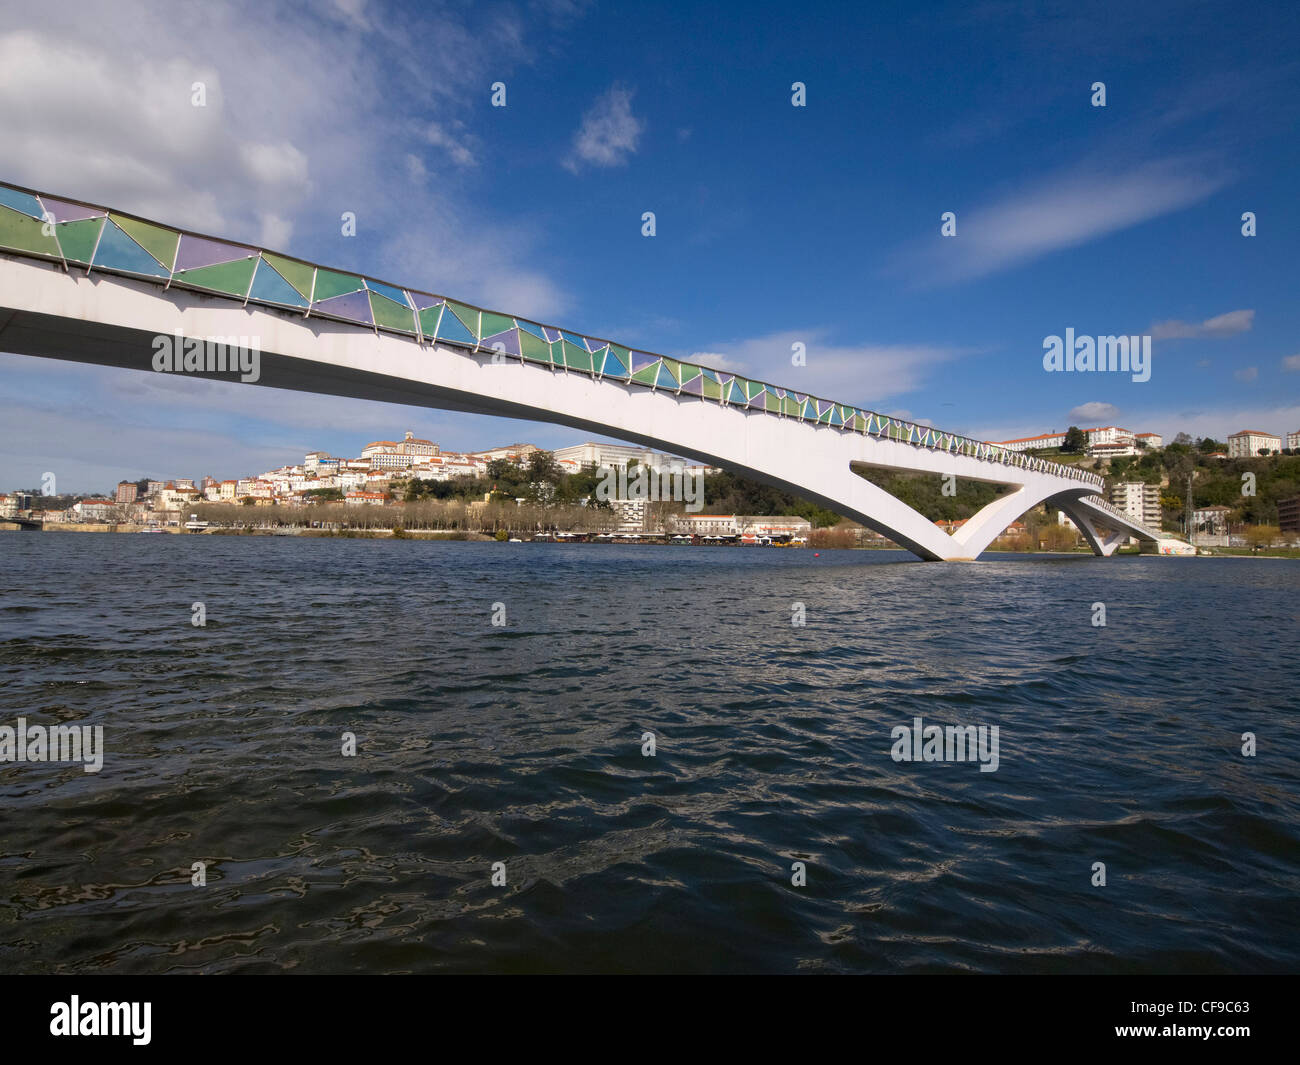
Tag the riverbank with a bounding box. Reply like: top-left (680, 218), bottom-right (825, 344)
top-left (7, 523), bottom-right (1300, 558)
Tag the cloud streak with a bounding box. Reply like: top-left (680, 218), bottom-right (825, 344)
top-left (893, 158), bottom-right (1229, 285)
top-left (1149, 309), bottom-right (1254, 339)
top-left (687, 330), bottom-right (965, 408)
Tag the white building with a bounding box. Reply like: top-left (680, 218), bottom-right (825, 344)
top-left (1086, 426), bottom-right (1135, 447)
top-left (1089, 441), bottom-right (1138, 459)
top-left (1287, 430), bottom-right (1300, 450)
top-left (1135, 432), bottom-right (1163, 449)
top-left (993, 432), bottom-right (1067, 452)
top-left (71, 499), bottom-right (119, 521)
top-left (676, 514), bottom-right (739, 536)
top-left (470, 443), bottom-right (540, 464)
top-left (1227, 430), bottom-right (1282, 458)
top-left (1110, 482), bottom-right (1162, 529)
top-left (994, 426), bottom-right (1143, 453)
top-left (739, 516), bottom-right (811, 543)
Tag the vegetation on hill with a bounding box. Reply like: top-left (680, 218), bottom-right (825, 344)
top-left (1107, 448), bottom-right (1298, 527)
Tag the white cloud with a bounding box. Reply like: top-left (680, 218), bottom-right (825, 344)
top-left (566, 85), bottom-right (643, 171)
top-left (893, 158), bottom-right (1228, 284)
top-left (1234, 366), bottom-right (1259, 383)
top-left (689, 351), bottom-right (747, 375)
top-left (686, 329), bottom-right (964, 407)
top-left (0, 2), bottom-right (567, 318)
top-left (424, 121), bottom-right (477, 168)
top-left (1149, 309), bottom-right (1254, 340)
top-left (1069, 401), bottom-right (1120, 421)
top-left (1282, 354), bottom-right (1300, 371)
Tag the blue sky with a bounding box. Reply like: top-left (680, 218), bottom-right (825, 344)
top-left (2, 0), bottom-right (1298, 492)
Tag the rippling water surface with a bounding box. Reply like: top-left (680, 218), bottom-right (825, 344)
top-left (1, 534), bottom-right (1297, 973)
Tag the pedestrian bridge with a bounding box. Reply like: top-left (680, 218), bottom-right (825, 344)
top-left (0, 179), bottom-right (1166, 560)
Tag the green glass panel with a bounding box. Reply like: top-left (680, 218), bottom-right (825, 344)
top-left (702, 377), bottom-right (722, 400)
top-left (174, 257), bottom-right (257, 297)
top-left (563, 341), bottom-right (592, 372)
top-left (659, 357), bottom-right (681, 383)
top-left (678, 364), bottom-right (702, 383)
top-left (0, 207), bottom-right (63, 256)
top-left (783, 397), bottom-right (800, 416)
top-left (445, 300), bottom-right (480, 338)
top-left (765, 393), bottom-right (781, 411)
top-left (519, 330), bottom-right (550, 362)
top-left (263, 253), bottom-right (314, 298)
top-left (631, 362), bottom-right (660, 385)
top-left (418, 305), bottom-right (443, 337)
top-left (110, 213), bottom-right (178, 270)
top-left (370, 291), bottom-right (417, 333)
top-left (313, 268), bottom-right (363, 301)
top-left (480, 311), bottom-right (515, 336)
top-left (54, 217), bottom-right (104, 263)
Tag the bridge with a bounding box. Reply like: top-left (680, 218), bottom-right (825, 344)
top-left (0, 179), bottom-right (1168, 560)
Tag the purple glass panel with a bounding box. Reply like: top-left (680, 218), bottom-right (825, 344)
top-left (630, 351), bottom-right (658, 371)
top-left (482, 328), bottom-right (521, 355)
top-left (542, 326), bottom-right (561, 342)
top-left (409, 292), bottom-right (444, 310)
top-left (680, 376), bottom-right (703, 396)
top-left (314, 290), bottom-right (373, 324)
top-left (176, 233), bottom-right (256, 271)
top-left (38, 196), bottom-right (104, 224)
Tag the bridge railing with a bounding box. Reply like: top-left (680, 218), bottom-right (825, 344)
top-left (0, 179), bottom-right (1105, 490)
top-left (1078, 495), bottom-right (1163, 540)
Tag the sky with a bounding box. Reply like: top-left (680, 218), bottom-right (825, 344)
top-left (1, 0), bottom-right (1298, 492)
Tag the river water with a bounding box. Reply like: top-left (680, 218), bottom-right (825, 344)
top-left (1, 534), bottom-right (1297, 973)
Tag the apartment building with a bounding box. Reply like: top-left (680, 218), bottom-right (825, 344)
top-left (1110, 481), bottom-right (1162, 528)
top-left (1227, 430), bottom-right (1282, 458)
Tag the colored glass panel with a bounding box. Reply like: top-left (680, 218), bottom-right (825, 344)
top-left (110, 214), bottom-right (179, 271)
top-left (370, 291), bottom-right (417, 333)
top-left (262, 253), bottom-right (315, 299)
top-left (444, 300), bottom-right (480, 339)
top-left (480, 311), bottom-right (516, 337)
top-left (0, 207), bottom-right (63, 256)
top-left (0, 187), bottom-right (43, 218)
top-left (174, 257), bottom-right (258, 297)
top-left (248, 260), bottom-right (309, 307)
top-left (54, 217), bottom-right (104, 263)
top-left (313, 268), bottom-right (363, 301)
top-left (93, 220), bottom-right (169, 276)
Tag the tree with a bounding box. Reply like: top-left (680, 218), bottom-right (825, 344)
top-left (1198, 437), bottom-right (1225, 453)
top-left (1246, 525), bottom-right (1281, 549)
top-left (526, 449), bottom-right (561, 485)
top-left (1061, 426), bottom-right (1087, 453)
top-left (1173, 432), bottom-right (1193, 446)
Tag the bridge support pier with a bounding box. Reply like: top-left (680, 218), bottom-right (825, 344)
top-left (1057, 501), bottom-right (1130, 557)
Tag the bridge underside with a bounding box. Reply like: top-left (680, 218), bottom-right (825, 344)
top-left (0, 255), bottom-right (1159, 560)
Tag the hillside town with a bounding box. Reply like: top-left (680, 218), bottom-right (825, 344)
top-left (4, 422), bottom-right (1299, 551)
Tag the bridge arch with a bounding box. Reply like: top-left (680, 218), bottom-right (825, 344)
top-left (0, 179), bottom-right (1168, 560)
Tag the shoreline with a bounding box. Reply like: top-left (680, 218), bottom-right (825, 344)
top-left (5, 524), bottom-right (1299, 558)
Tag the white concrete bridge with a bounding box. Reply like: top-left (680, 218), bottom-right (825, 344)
top-left (0, 180), bottom-right (1169, 560)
